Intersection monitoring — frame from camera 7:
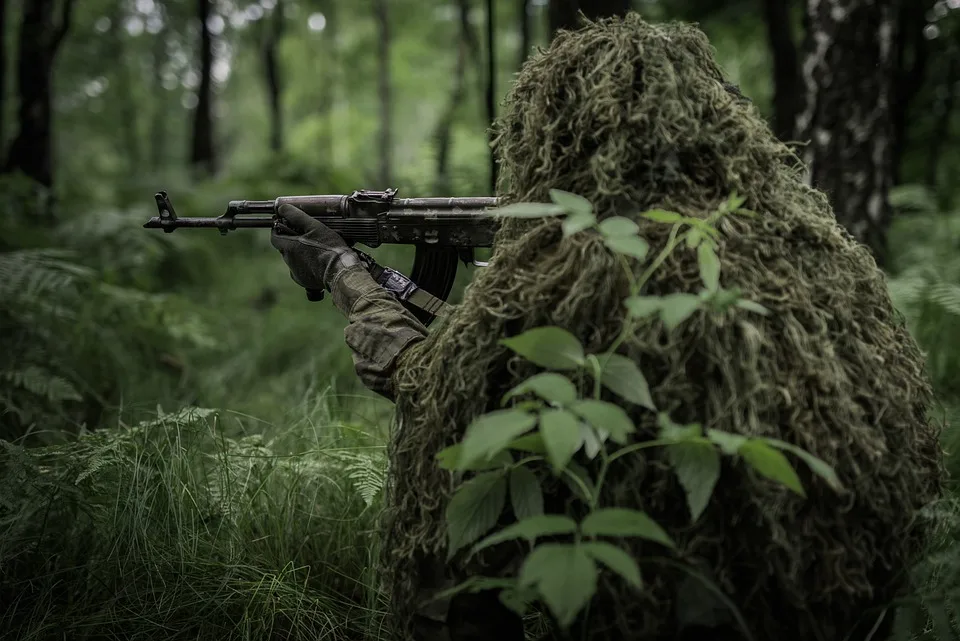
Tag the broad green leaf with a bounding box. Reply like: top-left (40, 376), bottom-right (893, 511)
top-left (705, 429), bottom-right (747, 456)
top-left (739, 440), bottom-right (806, 497)
top-left (657, 413), bottom-right (703, 441)
top-left (659, 294), bottom-right (701, 331)
top-left (706, 287), bottom-right (742, 311)
top-left (667, 442), bottom-right (721, 522)
top-left (598, 216), bottom-right (640, 237)
top-left (508, 432), bottom-right (548, 454)
top-left (580, 508), bottom-right (675, 548)
top-left (436, 444), bottom-right (513, 471)
top-left (498, 587), bottom-right (536, 616)
top-left (736, 299), bottom-right (770, 316)
top-left (500, 327), bottom-right (585, 370)
top-left (550, 189), bottom-right (594, 216)
top-left (495, 203), bottom-right (565, 218)
top-left (510, 466), bottom-right (544, 520)
top-left (563, 212), bottom-right (597, 237)
top-left (685, 228), bottom-right (703, 249)
top-left (571, 400), bottom-right (636, 444)
top-left (540, 409), bottom-right (583, 473)
top-left (598, 354), bottom-right (656, 410)
top-left (579, 423), bottom-right (604, 459)
top-left (446, 471), bottom-right (508, 556)
top-left (458, 410), bottom-right (537, 470)
top-left (641, 209), bottom-right (685, 224)
top-left (504, 373), bottom-right (578, 406)
top-left (581, 541), bottom-right (643, 588)
top-left (763, 439), bottom-right (844, 492)
top-left (604, 235), bottom-right (650, 260)
top-left (518, 544), bottom-right (598, 628)
top-left (624, 295), bottom-right (662, 319)
top-left (471, 514), bottom-right (578, 555)
top-left (697, 243), bottom-right (720, 292)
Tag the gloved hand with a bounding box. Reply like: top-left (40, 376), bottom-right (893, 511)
top-left (270, 203), bottom-right (362, 301)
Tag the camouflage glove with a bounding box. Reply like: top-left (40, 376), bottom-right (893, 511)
top-left (270, 203), bottom-right (362, 302)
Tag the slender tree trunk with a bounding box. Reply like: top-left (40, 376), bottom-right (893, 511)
top-left (435, 0), bottom-right (470, 194)
top-left (0, 0), bottom-right (6, 156)
top-left (261, 0), bottom-right (285, 152)
top-left (190, 0), bottom-right (216, 175)
top-left (151, 8), bottom-right (169, 170)
top-left (3, 0), bottom-right (76, 191)
top-left (486, 0), bottom-right (497, 193)
top-left (109, 3), bottom-right (141, 167)
top-left (548, 0), bottom-right (630, 38)
top-left (796, 0), bottom-right (898, 267)
top-left (518, 0), bottom-right (530, 70)
top-left (375, 0), bottom-right (391, 186)
top-left (891, 0), bottom-right (932, 184)
top-left (925, 39), bottom-right (959, 192)
top-left (761, 0), bottom-right (800, 142)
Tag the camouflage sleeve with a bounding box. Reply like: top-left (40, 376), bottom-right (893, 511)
top-left (330, 265), bottom-right (429, 401)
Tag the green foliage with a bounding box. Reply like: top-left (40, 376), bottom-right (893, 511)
top-left (435, 191), bottom-right (842, 631)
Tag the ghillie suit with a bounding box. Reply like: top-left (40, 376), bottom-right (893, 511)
top-left (382, 14), bottom-right (944, 641)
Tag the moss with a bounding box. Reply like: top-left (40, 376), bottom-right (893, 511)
top-left (382, 14), bottom-right (944, 641)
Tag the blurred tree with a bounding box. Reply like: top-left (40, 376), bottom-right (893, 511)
top-left (760, 0), bottom-right (801, 141)
top-left (107, 2), bottom-right (142, 168)
top-left (926, 27), bottom-right (960, 188)
top-left (548, 0), bottom-right (631, 37)
top-left (0, 0), bottom-right (6, 152)
top-left (150, 3), bottom-right (170, 171)
top-left (3, 0), bottom-right (76, 192)
top-left (434, 0), bottom-right (473, 194)
top-left (892, 0), bottom-right (935, 183)
top-left (261, 0), bottom-right (286, 152)
top-left (796, 0), bottom-right (899, 266)
top-left (190, 0), bottom-right (216, 175)
top-left (518, 0), bottom-right (530, 70)
top-left (486, 0), bottom-right (497, 192)
top-left (376, 0), bottom-right (391, 186)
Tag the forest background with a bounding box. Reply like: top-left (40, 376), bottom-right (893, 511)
top-left (1, 0), bottom-right (959, 639)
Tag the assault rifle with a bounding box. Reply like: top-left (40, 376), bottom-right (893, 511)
top-left (144, 188), bottom-right (501, 324)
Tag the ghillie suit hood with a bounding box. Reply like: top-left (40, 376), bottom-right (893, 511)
top-left (383, 13), bottom-right (943, 641)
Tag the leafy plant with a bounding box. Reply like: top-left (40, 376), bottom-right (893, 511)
top-left (432, 191), bottom-right (842, 633)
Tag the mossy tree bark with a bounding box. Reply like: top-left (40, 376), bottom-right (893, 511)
top-left (548, 0), bottom-right (631, 37)
top-left (796, 0), bottom-right (899, 267)
top-left (190, 0), bottom-right (217, 176)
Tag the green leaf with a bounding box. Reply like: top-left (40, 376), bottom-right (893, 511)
top-left (495, 203), bottom-right (565, 218)
top-left (641, 209), bottom-right (685, 224)
top-left (436, 445), bottom-right (514, 471)
top-left (598, 354), bottom-right (656, 410)
top-left (458, 410), bottom-right (537, 470)
top-left (550, 189), bottom-right (594, 216)
top-left (571, 400), bottom-right (636, 445)
top-left (446, 471), bottom-right (508, 557)
top-left (739, 440), bottom-right (806, 497)
top-left (705, 429), bottom-right (747, 456)
top-left (504, 373), bottom-right (578, 406)
top-left (667, 442), bottom-right (721, 522)
top-left (471, 514), bottom-right (578, 555)
top-left (598, 216), bottom-right (640, 237)
top-left (500, 327), bottom-right (586, 370)
top-left (540, 409), bottom-right (583, 473)
top-left (518, 544), bottom-right (598, 628)
top-left (580, 508), bottom-right (675, 548)
top-left (685, 228), bottom-right (703, 249)
top-left (561, 461), bottom-right (596, 503)
top-left (510, 466), bottom-right (544, 520)
top-left (697, 243), bottom-right (720, 292)
top-left (562, 212), bottom-right (597, 237)
top-left (735, 299), bottom-right (770, 316)
top-left (659, 294), bottom-right (701, 331)
top-left (498, 587), bottom-right (536, 616)
top-left (508, 432), bottom-right (548, 454)
top-left (581, 541), bottom-right (643, 588)
top-left (763, 439), bottom-right (844, 492)
top-left (579, 423), bottom-right (604, 459)
top-left (604, 235), bottom-right (650, 260)
top-left (624, 296), bottom-right (662, 319)
top-left (657, 413), bottom-right (703, 441)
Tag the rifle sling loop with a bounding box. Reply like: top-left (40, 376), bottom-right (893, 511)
top-left (355, 249), bottom-right (453, 321)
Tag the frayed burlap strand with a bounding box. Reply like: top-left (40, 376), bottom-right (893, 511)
top-left (380, 14), bottom-right (944, 641)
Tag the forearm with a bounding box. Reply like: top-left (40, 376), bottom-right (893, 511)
top-left (331, 265), bottom-right (429, 401)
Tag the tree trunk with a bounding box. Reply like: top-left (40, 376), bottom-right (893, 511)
top-left (891, 0), bottom-right (933, 184)
top-left (0, 0), bottom-right (6, 155)
top-left (761, 0), bottom-right (800, 142)
top-left (109, 3), bottom-right (141, 167)
top-left (925, 37), bottom-right (959, 193)
top-left (261, 0), bottom-right (285, 152)
top-left (375, 0), bottom-right (391, 186)
top-left (486, 0), bottom-right (497, 193)
top-left (150, 7), bottom-right (169, 170)
top-left (318, 1), bottom-right (337, 161)
top-left (795, 0), bottom-right (898, 267)
top-left (518, 0), bottom-right (530, 70)
top-left (190, 0), bottom-right (216, 175)
top-left (548, 0), bottom-right (631, 38)
top-left (434, 0), bottom-right (470, 194)
top-left (3, 0), bottom-right (75, 190)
